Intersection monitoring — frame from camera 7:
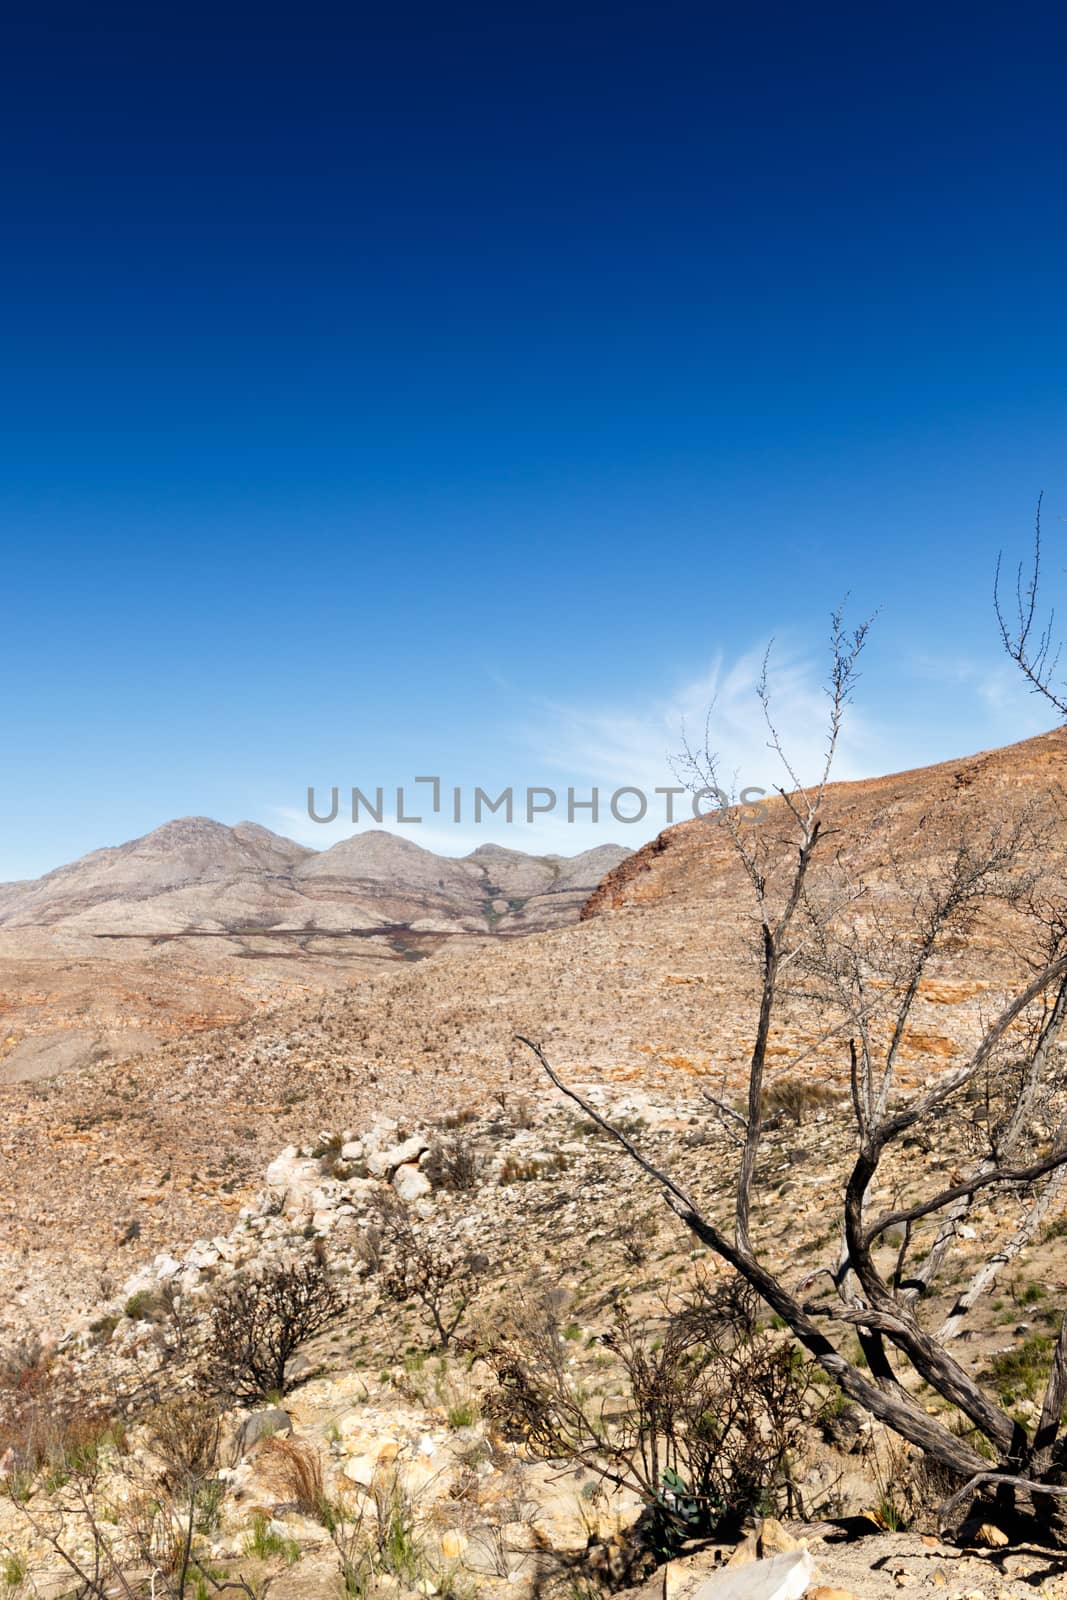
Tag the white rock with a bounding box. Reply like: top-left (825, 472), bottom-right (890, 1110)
top-left (310, 1183), bottom-right (341, 1213)
top-left (187, 1244), bottom-right (220, 1270)
top-left (264, 1152), bottom-right (321, 1210)
top-left (368, 1134), bottom-right (430, 1178)
top-left (341, 1140), bottom-right (365, 1161)
top-left (393, 1163), bottom-right (432, 1203)
top-left (361, 1118), bottom-right (400, 1155)
top-left (342, 1454), bottom-right (376, 1487)
top-left (344, 1177), bottom-right (380, 1202)
top-left (121, 1268), bottom-right (157, 1301)
top-left (692, 1550), bottom-right (814, 1600)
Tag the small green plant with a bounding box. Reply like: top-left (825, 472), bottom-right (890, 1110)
top-left (124, 1288), bottom-right (157, 1321)
top-left (1, 1552), bottom-right (28, 1594)
top-left (373, 1467), bottom-right (424, 1584)
top-left (877, 1492), bottom-right (907, 1531)
top-left (987, 1333), bottom-right (1052, 1403)
top-left (195, 1476), bottom-right (225, 1533)
top-left (243, 1511), bottom-right (300, 1564)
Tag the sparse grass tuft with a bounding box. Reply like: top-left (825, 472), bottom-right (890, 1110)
top-left (243, 1511), bottom-right (300, 1564)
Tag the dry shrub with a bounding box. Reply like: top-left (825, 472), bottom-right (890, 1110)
top-left (499, 1151), bottom-right (569, 1183)
top-left (512, 1096), bottom-right (534, 1129)
top-left (0, 1349), bottom-right (118, 1491)
top-left (355, 1221), bottom-right (385, 1275)
top-left (124, 1484), bottom-right (191, 1579)
top-left (421, 1136), bottom-right (480, 1192)
top-left (616, 1213), bottom-right (656, 1268)
top-left (255, 1435), bottom-right (326, 1515)
top-left (373, 1193), bottom-right (484, 1349)
top-left (0, 1337), bottom-right (48, 1394)
top-left (149, 1396), bottom-right (222, 1488)
top-left (762, 1074), bottom-right (837, 1125)
top-left (473, 1274), bottom-right (823, 1554)
top-left (437, 1106), bottom-right (479, 1129)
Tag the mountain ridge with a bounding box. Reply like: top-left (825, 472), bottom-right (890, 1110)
top-left (0, 823), bottom-right (632, 1084)
top-left (0, 820), bottom-right (631, 935)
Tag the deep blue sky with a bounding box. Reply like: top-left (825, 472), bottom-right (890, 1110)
top-left (3, 3), bottom-right (1066, 877)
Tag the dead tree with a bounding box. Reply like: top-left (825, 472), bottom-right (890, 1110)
top-left (995, 492), bottom-right (1067, 716)
top-left (370, 1191), bottom-right (482, 1349)
top-left (520, 607), bottom-right (1067, 1537)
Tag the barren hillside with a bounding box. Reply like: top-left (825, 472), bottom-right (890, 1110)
top-left (0, 825), bottom-right (629, 1084)
top-left (3, 728), bottom-right (1066, 1332)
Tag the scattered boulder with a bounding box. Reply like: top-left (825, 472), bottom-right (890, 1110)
top-left (965, 1519), bottom-right (1010, 1548)
top-left (727, 1519), bottom-right (803, 1568)
top-left (234, 1407), bottom-right (292, 1459)
top-left (693, 1549), bottom-right (814, 1600)
top-left (368, 1134), bottom-right (430, 1178)
top-left (393, 1162), bottom-right (432, 1202)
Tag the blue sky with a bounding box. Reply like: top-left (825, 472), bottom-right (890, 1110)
top-left (2, 2), bottom-right (1066, 877)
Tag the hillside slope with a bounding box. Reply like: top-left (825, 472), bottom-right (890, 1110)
top-left (0, 825), bottom-right (630, 1083)
top-left (2, 728), bottom-right (1065, 1329)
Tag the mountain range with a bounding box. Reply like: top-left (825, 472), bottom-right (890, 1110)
top-left (0, 821), bottom-right (629, 1083)
top-left (0, 817), bottom-right (629, 937)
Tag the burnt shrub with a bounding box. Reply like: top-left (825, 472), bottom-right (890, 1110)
top-left (421, 1135), bottom-right (480, 1192)
top-left (473, 1274), bottom-right (822, 1555)
top-left (372, 1193), bottom-right (483, 1350)
top-left (202, 1253), bottom-right (346, 1402)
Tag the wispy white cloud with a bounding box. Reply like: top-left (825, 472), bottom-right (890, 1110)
top-left (905, 653), bottom-right (1053, 743)
top-left (525, 636), bottom-right (880, 797)
top-left (267, 635), bottom-right (887, 856)
top-left (259, 637), bottom-right (1056, 859)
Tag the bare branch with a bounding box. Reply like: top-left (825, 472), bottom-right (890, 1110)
top-left (996, 493), bottom-right (1067, 715)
